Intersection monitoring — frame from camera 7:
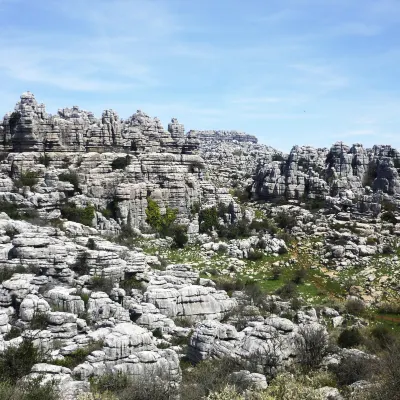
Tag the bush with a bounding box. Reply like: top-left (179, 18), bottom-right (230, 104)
top-left (90, 276), bottom-right (114, 294)
top-left (0, 339), bottom-right (44, 383)
top-left (180, 358), bottom-right (239, 400)
top-left (170, 224), bottom-right (188, 248)
top-left (38, 153), bottom-right (51, 167)
top-left (332, 353), bottom-right (373, 386)
top-left (145, 198), bottom-right (177, 236)
top-left (60, 203), bottom-right (95, 226)
top-left (213, 276), bottom-right (245, 294)
top-left (271, 264), bottom-right (283, 280)
top-left (366, 236), bottom-right (377, 245)
top-left (295, 325), bottom-right (328, 370)
top-left (247, 249), bottom-right (264, 261)
top-left (370, 325), bottom-right (395, 349)
top-left (87, 238), bottom-right (96, 250)
top-left (376, 302), bottom-right (400, 314)
top-left (292, 268), bottom-right (307, 284)
top-left (250, 218), bottom-right (278, 235)
top-left (90, 371), bottom-right (175, 400)
top-left (199, 206), bottom-right (219, 233)
top-left (381, 211), bottom-right (397, 224)
top-left (15, 171), bottom-right (39, 189)
top-left (276, 282), bottom-right (298, 299)
top-left (275, 211), bottom-right (297, 230)
top-left (338, 328), bottom-right (363, 348)
top-left (0, 379), bottom-right (57, 400)
top-left (345, 298), bottom-right (365, 316)
top-left (8, 111), bottom-right (21, 129)
top-left (363, 341), bottom-right (400, 400)
top-left (72, 251), bottom-right (91, 275)
top-left (53, 341), bottom-right (103, 369)
top-left (272, 154), bottom-right (285, 162)
top-left (231, 188), bottom-right (250, 203)
top-left (59, 171), bottom-right (80, 192)
top-left (30, 311), bottom-right (48, 330)
top-left (111, 156), bottom-right (131, 170)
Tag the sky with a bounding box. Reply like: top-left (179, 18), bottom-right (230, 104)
top-left (0, 0), bottom-right (399, 152)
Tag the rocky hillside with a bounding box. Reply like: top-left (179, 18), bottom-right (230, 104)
top-left (0, 93), bottom-right (398, 400)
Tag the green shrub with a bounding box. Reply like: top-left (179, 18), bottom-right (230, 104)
top-left (111, 156), bottom-right (131, 170)
top-left (199, 206), bottom-right (219, 233)
top-left (276, 282), bottom-right (298, 300)
top-left (15, 171), bottom-right (39, 189)
top-left (53, 341), bottom-right (103, 369)
top-left (0, 339), bottom-right (44, 383)
top-left (58, 171), bottom-right (80, 192)
top-left (0, 267), bottom-right (15, 282)
top-left (382, 200), bottom-right (396, 212)
top-left (8, 111), bottom-right (21, 129)
top-left (275, 211), bottom-right (297, 230)
top-left (180, 358), bottom-right (240, 400)
top-left (87, 238), bottom-right (96, 250)
top-left (60, 203), bottom-right (95, 226)
top-left (332, 354), bottom-right (373, 386)
top-left (345, 298), bottom-right (365, 316)
top-left (231, 187), bottom-right (250, 203)
top-left (72, 251), bottom-right (91, 275)
top-left (376, 302), bottom-right (400, 314)
top-left (381, 211), bottom-right (397, 224)
top-left (0, 379), bottom-right (57, 400)
top-left (38, 153), bottom-right (51, 167)
top-left (247, 249), bottom-right (264, 261)
top-left (370, 325), bottom-right (395, 349)
top-left (145, 198), bottom-right (178, 236)
top-left (3, 326), bottom-right (22, 341)
top-left (30, 311), bottom-right (48, 330)
top-left (338, 328), bottom-right (363, 348)
top-left (366, 236), bottom-right (377, 245)
top-left (190, 202), bottom-right (201, 215)
top-left (271, 264), bottom-right (283, 280)
top-left (295, 325), bottom-right (328, 370)
top-left (90, 276), bottom-right (114, 294)
top-left (119, 276), bottom-right (145, 294)
top-left (213, 276), bottom-right (245, 294)
top-left (292, 268), bottom-right (307, 284)
top-left (272, 154), bottom-right (285, 162)
top-left (304, 197), bottom-right (325, 211)
top-left (90, 371), bottom-right (173, 400)
top-left (170, 224), bottom-right (188, 248)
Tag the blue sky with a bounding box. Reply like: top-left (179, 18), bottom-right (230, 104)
top-left (0, 0), bottom-right (399, 152)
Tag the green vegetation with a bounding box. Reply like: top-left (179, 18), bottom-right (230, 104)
top-left (0, 201), bottom-right (38, 221)
top-left (38, 153), bottom-right (51, 167)
top-left (0, 339), bottom-right (45, 384)
top-left (145, 198), bottom-right (178, 235)
top-left (15, 171), bottom-right (39, 189)
top-left (53, 341), bottom-right (103, 369)
top-left (58, 171), bottom-right (80, 192)
top-left (111, 156), bottom-right (131, 170)
top-left (60, 202), bottom-right (95, 226)
top-left (8, 111), bottom-right (21, 130)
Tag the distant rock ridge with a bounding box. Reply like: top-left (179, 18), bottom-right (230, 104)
top-left (187, 130), bottom-right (258, 144)
top-left (0, 92), bottom-right (198, 154)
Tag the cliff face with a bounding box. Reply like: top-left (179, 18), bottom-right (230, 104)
top-left (0, 93), bottom-right (240, 232)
